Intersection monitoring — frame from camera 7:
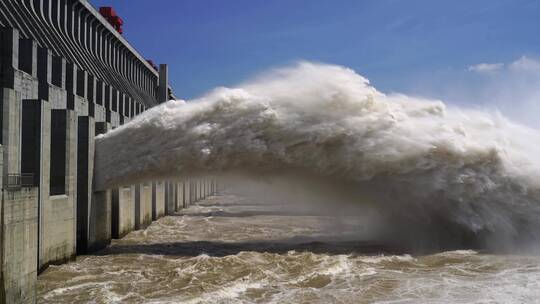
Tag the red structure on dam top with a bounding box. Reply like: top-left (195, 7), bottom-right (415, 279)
top-left (99, 6), bottom-right (124, 34)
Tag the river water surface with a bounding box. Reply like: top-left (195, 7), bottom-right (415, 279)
top-left (37, 192), bottom-right (540, 303)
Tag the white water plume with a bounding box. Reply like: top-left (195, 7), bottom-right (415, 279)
top-left (95, 62), bottom-right (540, 250)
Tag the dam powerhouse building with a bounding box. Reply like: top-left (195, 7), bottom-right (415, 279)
top-left (0, 1), bottom-right (215, 303)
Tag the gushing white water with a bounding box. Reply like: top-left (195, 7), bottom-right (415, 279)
top-left (95, 62), bottom-right (540, 249)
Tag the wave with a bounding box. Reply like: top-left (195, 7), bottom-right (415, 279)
top-left (95, 62), bottom-right (540, 250)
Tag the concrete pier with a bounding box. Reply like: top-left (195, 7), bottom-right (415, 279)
top-left (39, 109), bottom-right (78, 271)
top-left (112, 186), bottom-right (135, 239)
top-left (152, 181), bottom-right (166, 220)
top-left (135, 183), bottom-right (152, 229)
top-left (85, 122), bottom-right (112, 252)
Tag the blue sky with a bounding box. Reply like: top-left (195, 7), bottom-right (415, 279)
top-left (91, 0), bottom-right (540, 124)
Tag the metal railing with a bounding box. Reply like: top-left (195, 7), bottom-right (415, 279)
top-left (3, 173), bottom-right (35, 190)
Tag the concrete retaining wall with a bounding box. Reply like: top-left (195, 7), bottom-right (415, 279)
top-left (1, 187), bottom-right (39, 304)
top-left (40, 195), bottom-right (76, 270)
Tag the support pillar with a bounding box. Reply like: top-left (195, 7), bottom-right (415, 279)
top-left (152, 181), bottom-right (165, 220)
top-left (111, 185), bottom-right (135, 239)
top-left (139, 182), bottom-right (152, 228)
top-left (39, 109), bottom-right (77, 271)
top-left (158, 64), bottom-right (168, 103)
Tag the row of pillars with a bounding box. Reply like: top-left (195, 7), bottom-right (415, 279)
top-left (110, 177), bottom-right (219, 240)
top-left (0, 26), bottom-right (172, 304)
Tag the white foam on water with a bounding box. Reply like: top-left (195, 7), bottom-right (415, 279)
top-left (42, 281), bottom-right (114, 300)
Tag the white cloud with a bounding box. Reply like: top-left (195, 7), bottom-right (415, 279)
top-left (509, 56), bottom-right (540, 72)
top-left (467, 62), bottom-right (503, 73)
top-left (468, 56), bottom-right (540, 74)
top-left (462, 55), bottom-right (540, 128)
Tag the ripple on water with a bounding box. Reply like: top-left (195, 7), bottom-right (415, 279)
top-left (37, 194), bottom-right (540, 303)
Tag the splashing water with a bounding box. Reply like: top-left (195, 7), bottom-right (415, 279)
top-left (95, 62), bottom-right (540, 250)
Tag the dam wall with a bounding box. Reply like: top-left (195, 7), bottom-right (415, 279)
top-left (0, 1), bottom-right (219, 303)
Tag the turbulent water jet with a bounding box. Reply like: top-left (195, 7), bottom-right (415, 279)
top-left (95, 62), bottom-right (540, 250)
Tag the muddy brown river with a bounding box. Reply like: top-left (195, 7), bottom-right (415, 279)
top-left (37, 192), bottom-right (540, 303)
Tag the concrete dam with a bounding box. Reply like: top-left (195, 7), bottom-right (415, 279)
top-left (0, 1), bottom-right (217, 303)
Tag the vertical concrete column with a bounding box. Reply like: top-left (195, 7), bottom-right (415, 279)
top-left (183, 180), bottom-right (190, 208)
top-left (163, 181), bottom-right (169, 215)
top-left (50, 55), bottom-right (67, 112)
top-left (165, 181), bottom-right (175, 215)
top-left (202, 179), bottom-right (205, 199)
top-left (204, 177), bottom-right (208, 198)
top-left (86, 121), bottom-right (112, 250)
top-left (199, 179), bottom-right (202, 200)
top-left (176, 182), bottom-right (184, 211)
top-left (40, 109), bottom-right (77, 271)
top-left (139, 182), bottom-right (152, 228)
top-left (181, 181), bottom-right (186, 208)
top-left (0, 27), bottom-right (19, 88)
top-left (190, 180), bottom-right (195, 203)
top-left (134, 184), bottom-right (141, 230)
top-left (104, 84), bottom-right (111, 111)
top-left (173, 182), bottom-right (178, 211)
top-left (76, 117), bottom-right (94, 253)
top-left (78, 116), bottom-right (111, 253)
top-left (158, 64), bottom-right (168, 103)
top-left (195, 179), bottom-right (199, 202)
top-left (195, 180), bottom-right (198, 202)
top-left (87, 75), bottom-right (95, 103)
top-left (21, 99), bottom-right (50, 185)
top-left (197, 179), bottom-right (201, 201)
top-left (203, 179), bottom-right (206, 198)
top-left (170, 181), bottom-right (176, 213)
top-left (87, 75), bottom-right (96, 117)
top-left (153, 181), bottom-right (165, 218)
top-left (21, 99), bottom-right (50, 276)
top-left (111, 185), bottom-right (135, 238)
top-left (0, 88), bottom-right (21, 180)
top-left (65, 62), bottom-right (77, 110)
top-left (151, 181), bottom-right (157, 220)
top-left (192, 180), bottom-right (196, 202)
top-left (201, 177), bottom-right (205, 199)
